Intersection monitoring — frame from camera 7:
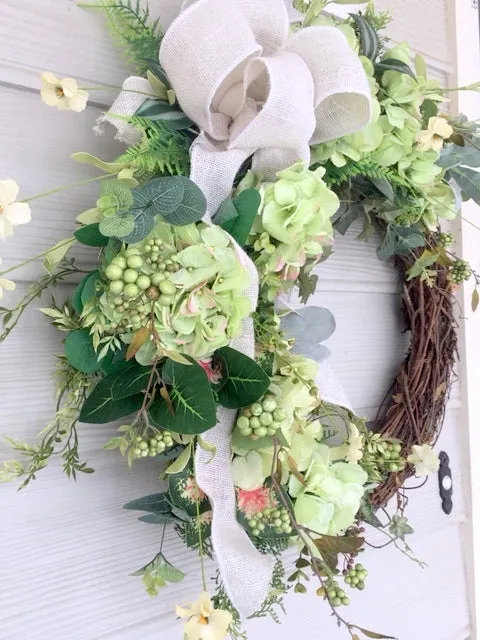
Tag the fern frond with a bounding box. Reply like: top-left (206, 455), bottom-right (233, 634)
top-left (323, 159), bottom-right (410, 190)
top-left (116, 116), bottom-right (191, 179)
top-left (96, 0), bottom-right (162, 74)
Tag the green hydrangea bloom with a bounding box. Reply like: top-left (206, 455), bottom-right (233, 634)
top-left (97, 221), bottom-right (251, 361)
top-left (290, 444), bottom-right (368, 535)
top-left (248, 162), bottom-right (339, 299)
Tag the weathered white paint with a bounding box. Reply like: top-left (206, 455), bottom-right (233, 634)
top-left (0, 1), bottom-right (473, 639)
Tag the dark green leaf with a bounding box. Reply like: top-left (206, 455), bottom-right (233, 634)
top-left (420, 99), bottom-right (439, 127)
top-left (79, 381), bottom-right (143, 424)
top-left (64, 329), bottom-right (102, 374)
top-left (124, 492), bottom-right (172, 513)
top-left (217, 189), bottom-right (261, 246)
top-left (375, 59), bottom-right (416, 80)
top-left (214, 347), bottom-right (270, 409)
top-left (74, 223), bottom-right (109, 247)
top-left (105, 238), bottom-right (123, 263)
top-left (135, 98), bottom-right (192, 130)
top-left (80, 270), bottom-right (101, 306)
top-left (149, 359), bottom-right (217, 434)
top-left (71, 276), bottom-right (88, 314)
top-left (163, 178), bottom-right (207, 226)
top-left (448, 166), bottom-right (480, 204)
top-left (350, 13), bottom-right (379, 60)
top-left (332, 202), bottom-right (361, 235)
top-left (297, 271), bottom-right (319, 304)
top-left (100, 345), bottom-right (129, 374)
top-left (110, 361), bottom-right (152, 399)
top-left (214, 198), bottom-right (238, 227)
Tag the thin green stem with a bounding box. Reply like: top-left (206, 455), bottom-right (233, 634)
top-left (193, 452), bottom-right (207, 592)
top-left (0, 238), bottom-right (77, 278)
top-left (22, 173), bottom-right (112, 204)
top-left (80, 86), bottom-right (162, 100)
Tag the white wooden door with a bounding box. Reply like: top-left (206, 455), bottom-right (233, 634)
top-left (0, 1), bottom-right (474, 639)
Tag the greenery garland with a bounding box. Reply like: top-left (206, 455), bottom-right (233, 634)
top-left (1, 2), bottom-right (479, 639)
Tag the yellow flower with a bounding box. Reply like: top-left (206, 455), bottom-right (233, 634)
top-left (416, 116), bottom-right (453, 152)
top-left (0, 179), bottom-right (31, 239)
top-left (176, 591), bottom-right (232, 640)
top-left (40, 72), bottom-right (89, 112)
top-left (0, 259), bottom-right (15, 300)
top-left (407, 443), bottom-right (440, 476)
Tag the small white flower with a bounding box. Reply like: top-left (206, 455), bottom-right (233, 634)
top-left (407, 443), bottom-right (440, 476)
top-left (417, 116), bottom-right (453, 152)
top-left (40, 72), bottom-right (89, 112)
top-left (345, 423), bottom-right (364, 464)
top-left (0, 179), bottom-right (31, 239)
top-left (0, 258), bottom-right (15, 300)
top-left (176, 591), bottom-right (232, 640)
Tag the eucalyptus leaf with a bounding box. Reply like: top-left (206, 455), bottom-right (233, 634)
top-left (99, 213), bottom-right (136, 239)
top-left (124, 492), bottom-right (172, 513)
top-left (64, 329), bottom-right (103, 374)
top-left (148, 359), bottom-right (217, 434)
top-left (280, 307), bottom-right (336, 347)
top-left (349, 13), bottom-right (379, 60)
top-left (214, 347), bottom-right (270, 409)
top-left (74, 223), bottom-right (109, 247)
top-left (138, 513), bottom-right (177, 525)
top-left (438, 143), bottom-right (480, 170)
top-left (163, 178), bottom-right (207, 226)
top-left (448, 166), bottom-right (480, 204)
top-left (118, 211), bottom-right (155, 243)
top-left (377, 225), bottom-right (425, 261)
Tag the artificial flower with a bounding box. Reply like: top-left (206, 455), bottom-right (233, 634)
top-left (290, 444), bottom-right (368, 535)
top-left (0, 180), bottom-right (31, 239)
top-left (345, 423), bottom-right (364, 464)
top-left (0, 259), bottom-right (15, 300)
top-left (176, 591), bottom-right (232, 640)
top-left (40, 72), bottom-right (89, 112)
top-left (407, 443), bottom-right (440, 476)
top-left (417, 117), bottom-right (453, 152)
top-left (231, 451), bottom-right (266, 491)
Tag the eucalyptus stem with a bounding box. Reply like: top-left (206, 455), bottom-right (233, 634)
top-left (22, 173), bottom-right (113, 203)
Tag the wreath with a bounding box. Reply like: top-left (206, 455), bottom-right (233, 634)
top-left (1, 1), bottom-right (479, 639)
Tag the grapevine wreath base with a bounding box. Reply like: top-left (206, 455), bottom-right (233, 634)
top-left (1, 1), bottom-right (480, 639)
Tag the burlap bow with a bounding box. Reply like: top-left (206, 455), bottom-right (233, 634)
top-left (160, 0), bottom-right (371, 214)
top-left (98, 0), bottom-right (369, 617)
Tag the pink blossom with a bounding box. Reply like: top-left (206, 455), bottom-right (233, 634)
top-left (198, 358), bottom-right (223, 384)
top-left (237, 487), bottom-right (277, 518)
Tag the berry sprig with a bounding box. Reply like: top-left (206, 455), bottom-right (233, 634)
top-left (132, 431), bottom-right (174, 459)
top-left (247, 506), bottom-right (293, 537)
top-left (235, 396), bottom-right (286, 439)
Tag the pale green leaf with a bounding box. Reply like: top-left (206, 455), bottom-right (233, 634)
top-left (165, 442), bottom-right (192, 474)
top-left (42, 237), bottom-right (76, 275)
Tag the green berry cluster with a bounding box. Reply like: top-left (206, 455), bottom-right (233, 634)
top-left (235, 396), bottom-right (287, 439)
top-left (450, 259), bottom-right (472, 284)
top-left (104, 245), bottom-right (179, 332)
top-left (247, 507), bottom-right (292, 537)
top-left (344, 563), bottom-right (368, 590)
top-left (438, 232), bottom-right (454, 247)
top-left (378, 441), bottom-right (406, 473)
top-left (325, 578), bottom-right (350, 607)
top-left (132, 431), bottom-right (174, 459)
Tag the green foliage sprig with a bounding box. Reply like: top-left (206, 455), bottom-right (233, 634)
top-left (92, 0), bottom-right (163, 75)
